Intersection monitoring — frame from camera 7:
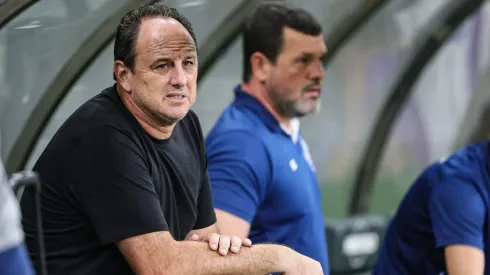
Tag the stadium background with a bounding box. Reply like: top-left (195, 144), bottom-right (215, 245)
top-left (1, 0), bottom-right (489, 273)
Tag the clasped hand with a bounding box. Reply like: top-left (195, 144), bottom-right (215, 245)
top-left (186, 233), bottom-right (252, 256)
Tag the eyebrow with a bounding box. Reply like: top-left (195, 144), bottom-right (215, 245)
top-left (152, 58), bottom-right (171, 65)
top-left (152, 52), bottom-right (197, 62)
top-left (298, 50), bottom-right (327, 56)
top-left (297, 51), bottom-right (328, 60)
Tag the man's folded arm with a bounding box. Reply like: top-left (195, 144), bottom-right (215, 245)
top-left (64, 126), bottom-right (293, 274)
top-left (118, 230), bottom-right (291, 275)
top-left (206, 130), bottom-right (271, 239)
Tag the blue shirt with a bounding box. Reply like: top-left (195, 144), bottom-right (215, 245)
top-left (205, 86), bottom-right (329, 273)
top-left (374, 141), bottom-right (490, 275)
top-left (0, 245), bottom-right (34, 275)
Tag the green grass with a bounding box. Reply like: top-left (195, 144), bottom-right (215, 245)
top-left (319, 172), bottom-right (417, 218)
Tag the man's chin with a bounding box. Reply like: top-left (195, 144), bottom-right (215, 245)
top-left (154, 110), bottom-right (189, 126)
top-left (312, 103), bottom-right (321, 113)
top-left (294, 103), bottom-right (321, 117)
top-left (166, 110), bottom-right (190, 121)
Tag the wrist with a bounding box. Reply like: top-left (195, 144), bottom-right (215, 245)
top-left (253, 244), bottom-right (295, 272)
top-left (276, 245), bottom-right (296, 271)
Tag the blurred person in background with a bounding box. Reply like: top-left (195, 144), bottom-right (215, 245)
top-left (0, 158), bottom-right (34, 275)
top-left (20, 2), bottom-right (324, 275)
top-left (374, 141), bottom-right (490, 275)
top-left (206, 2), bottom-right (329, 274)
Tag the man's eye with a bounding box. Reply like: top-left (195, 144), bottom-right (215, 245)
top-left (320, 55), bottom-right (327, 63)
top-left (156, 64), bottom-right (169, 69)
top-left (184, 61), bottom-right (194, 66)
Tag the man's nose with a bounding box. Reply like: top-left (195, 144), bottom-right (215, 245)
top-left (169, 64), bottom-right (187, 87)
top-left (309, 60), bottom-right (325, 81)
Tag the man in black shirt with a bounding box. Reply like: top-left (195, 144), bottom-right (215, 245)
top-left (21, 3), bottom-right (324, 275)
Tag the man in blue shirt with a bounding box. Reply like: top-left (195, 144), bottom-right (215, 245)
top-left (0, 159), bottom-right (34, 275)
top-left (205, 2), bottom-right (329, 273)
top-left (374, 141), bottom-right (490, 275)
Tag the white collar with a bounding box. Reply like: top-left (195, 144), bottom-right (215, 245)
top-left (280, 118), bottom-right (300, 144)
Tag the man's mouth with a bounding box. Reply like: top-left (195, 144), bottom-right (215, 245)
top-left (166, 92), bottom-right (187, 102)
top-left (304, 86), bottom-right (321, 98)
top-left (167, 94), bottom-right (186, 99)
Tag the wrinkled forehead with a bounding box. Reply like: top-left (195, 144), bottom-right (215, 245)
top-left (135, 17), bottom-right (197, 58)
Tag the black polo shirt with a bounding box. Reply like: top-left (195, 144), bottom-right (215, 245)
top-left (20, 85), bottom-right (216, 275)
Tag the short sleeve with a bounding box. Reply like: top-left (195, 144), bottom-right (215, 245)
top-left (429, 172), bottom-right (486, 250)
top-left (65, 126), bottom-right (168, 245)
top-left (206, 131), bottom-right (271, 223)
top-left (193, 167), bottom-right (217, 229)
top-left (187, 111), bottom-right (217, 229)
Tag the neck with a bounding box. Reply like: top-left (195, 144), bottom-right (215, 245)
top-left (116, 84), bottom-right (174, 140)
top-left (240, 81), bottom-right (292, 129)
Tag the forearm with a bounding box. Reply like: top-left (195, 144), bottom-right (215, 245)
top-left (169, 241), bottom-right (289, 275)
top-left (445, 245), bottom-right (484, 275)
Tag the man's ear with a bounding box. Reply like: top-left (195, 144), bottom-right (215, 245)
top-left (250, 52), bottom-right (273, 83)
top-left (114, 60), bottom-right (132, 92)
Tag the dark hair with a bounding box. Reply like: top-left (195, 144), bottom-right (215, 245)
top-left (113, 3), bottom-right (197, 80)
top-left (242, 2), bottom-right (322, 82)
